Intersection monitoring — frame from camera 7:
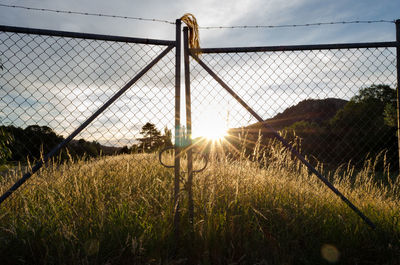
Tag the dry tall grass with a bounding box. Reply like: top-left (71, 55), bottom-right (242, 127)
top-left (0, 141), bottom-right (399, 264)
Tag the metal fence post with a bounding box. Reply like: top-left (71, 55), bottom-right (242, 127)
top-left (174, 18), bottom-right (181, 243)
top-left (183, 27), bottom-right (194, 231)
top-left (396, 19), bottom-right (400, 171)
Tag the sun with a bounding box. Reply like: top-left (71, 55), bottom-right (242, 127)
top-left (192, 108), bottom-right (229, 141)
top-left (197, 122), bottom-right (228, 141)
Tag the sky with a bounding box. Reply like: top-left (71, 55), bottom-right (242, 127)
top-left (0, 0), bottom-right (399, 46)
top-left (0, 0), bottom-right (399, 146)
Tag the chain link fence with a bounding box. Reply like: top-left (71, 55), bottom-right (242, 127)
top-left (0, 25), bottom-right (399, 172)
top-left (190, 47), bottom-right (398, 169)
top-left (0, 27), bottom-right (176, 164)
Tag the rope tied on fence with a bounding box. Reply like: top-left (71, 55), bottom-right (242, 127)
top-left (181, 13), bottom-right (201, 57)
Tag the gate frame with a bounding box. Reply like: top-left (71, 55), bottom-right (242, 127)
top-left (0, 25), bottom-right (179, 207)
top-left (1, 19), bottom-right (399, 233)
top-left (183, 23), bottom-right (400, 229)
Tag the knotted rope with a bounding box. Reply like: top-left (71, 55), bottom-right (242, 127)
top-left (181, 13), bottom-right (201, 57)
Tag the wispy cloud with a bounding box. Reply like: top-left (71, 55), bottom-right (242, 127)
top-left (0, 0), bottom-right (398, 45)
top-left (0, 0), bottom-right (398, 145)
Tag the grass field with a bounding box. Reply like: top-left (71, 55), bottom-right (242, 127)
top-left (0, 141), bottom-right (399, 264)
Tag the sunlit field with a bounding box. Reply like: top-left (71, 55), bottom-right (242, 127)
top-left (0, 139), bottom-right (399, 264)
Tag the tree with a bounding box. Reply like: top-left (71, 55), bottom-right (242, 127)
top-left (384, 102), bottom-right (397, 128)
top-left (0, 125), bottom-right (64, 161)
top-left (0, 128), bottom-right (13, 164)
top-left (352, 84), bottom-right (395, 104)
top-left (330, 85), bottom-right (396, 132)
top-left (329, 84), bottom-right (397, 167)
top-left (24, 125), bottom-right (64, 160)
top-left (119, 145), bottom-right (130, 154)
top-left (137, 123), bottom-right (163, 152)
top-left (134, 123), bottom-right (173, 153)
top-left (163, 127), bottom-right (173, 147)
top-left (70, 139), bottom-right (101, 157)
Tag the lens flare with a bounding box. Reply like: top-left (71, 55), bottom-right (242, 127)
top-left (321, 244), bottom-right (340, 263)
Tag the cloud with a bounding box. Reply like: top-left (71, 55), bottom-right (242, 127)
top-left (1, 0), bottom-right (399, 144)
top-left (0, 0), bottom-right (398, 45)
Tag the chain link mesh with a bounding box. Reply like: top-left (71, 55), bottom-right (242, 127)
top-left (0, 30), bottom-right (175, 163)
top-left (190, 48), bottom-right (398, 169)
top-left (1, 27), bottom-right (398, 171)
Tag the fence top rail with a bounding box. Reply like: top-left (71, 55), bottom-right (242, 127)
top-left (0, 25), bottom-right (175, 46)
top-left (192, 41), bottom-right (399, 54)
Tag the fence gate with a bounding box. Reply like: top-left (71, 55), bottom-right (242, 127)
top-left (0, 25), bottom-right (180, 208)
top-left (0, 19), bottom-right (399, 239)
top-left (183, 23), bottom-right (400, 229)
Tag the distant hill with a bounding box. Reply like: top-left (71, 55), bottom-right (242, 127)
top-left (229, 98), bottom-right (348, 135)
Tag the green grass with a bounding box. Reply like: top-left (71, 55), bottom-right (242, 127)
top-left (0, 143), bottom-right (399, 264)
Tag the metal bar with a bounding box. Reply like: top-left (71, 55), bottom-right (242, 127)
top-left (0, 45), bottom-right (174, 205)
top-left (396, 19), bottom-right (400, 171)
top-left (183, 27), bottom-right (194, 229)
top-left (0, 25), bottom-right (175, 46)
top-left (193, 41), bottom-right (399, 54)
top-left (173, 19), bottom-right (181, 243)
top-left (191, 52), bottom-right (376, 229)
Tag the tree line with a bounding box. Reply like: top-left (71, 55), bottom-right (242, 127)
top-left (0, 122), bottom-right (172, 165)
